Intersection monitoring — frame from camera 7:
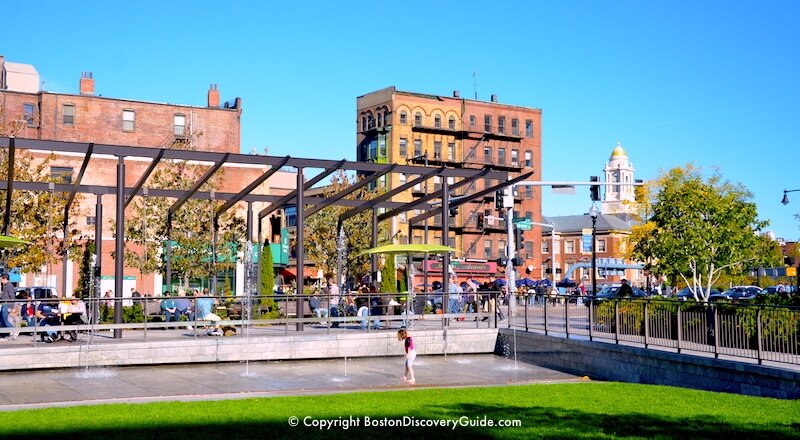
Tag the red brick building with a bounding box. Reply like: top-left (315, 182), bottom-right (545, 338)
top-left (1, 56), bottom-right (293, 297)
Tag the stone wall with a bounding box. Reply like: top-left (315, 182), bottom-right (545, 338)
top-left (497, 329), bottom-right (800, 399)
top-left (0, 328), bottom-right (498, 371)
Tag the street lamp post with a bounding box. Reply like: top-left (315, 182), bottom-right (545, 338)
top-left (589, 203), bottom-right (599, 294)
top-left (782, 188), bottom-right (800, 205)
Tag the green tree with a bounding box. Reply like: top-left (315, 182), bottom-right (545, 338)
top-left (304, 171), bottom-right (392, 280)
top-left (261, 242), bottom-right (275, 295)
top-left (626, 165), bottom-right (780, 302)
top-left (74, 239), bottom-right (96, 299)
top-left (380, 254), bottom-right (398, 293)
top-left (118, 138), bottom-right (245, 289)
top-left (0, 108), bottom-right (83, 273)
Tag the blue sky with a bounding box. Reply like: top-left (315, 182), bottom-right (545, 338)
top-left (5, 1), bottom-right (800, 240)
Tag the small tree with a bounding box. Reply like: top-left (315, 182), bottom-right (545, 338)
top-left (74, 239), bottom-right (95, 299)
top-left (261, 243), bottom-right (275, 295)
top-left (381, 255), bottom-right (398, 293)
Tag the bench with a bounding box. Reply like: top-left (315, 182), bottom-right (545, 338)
top-left (278, 299), bottom-right (313, 318)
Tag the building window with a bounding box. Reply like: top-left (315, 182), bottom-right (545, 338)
top-left (469, 115), bottom-right (476, 128)
top-left (378, 136), bottom-right (387, 157)
top-left (433, 141), bottom-right (442, 159)
top-left (525, 241), bottom-right (533, 259)
top-left (414, 112), bottom-right (422, 126)
top-left (398, 173), bottom-right (406, 186)
top-left (447, 142), bottom-right (455, 161)
top-left (399, 137), bottom-right (408, 157)
top-left (448, 116), bottom-right (456, 130)
top-left (23, 103), bottom-right (35, 127)
top-left (174, 114), bottom-right (186, 137)
top-left (62, 104), bottom-right (75, 126)
top-left (525, 186), bottom-right (533, 199)
top-left (498, 116), bottom-right (505, 134)
top-left (414, 139), bottom-right (422, 157)
top-left (483, 146), bottom-right (492, 164)
top-left (525, 211), bottom-right (532, 220)
top-left (399, 212), bottom-right (407, 223)
top-left (497, 147), bottom-right (505, 165)
top-left (484, 239), bottom-right (493, 259)
top-left (511, 118), bottom-right (519, 135)
top-left (541, 241), bottom-right (549, 254)
top-left (524, 150), bottom-right (532, 167)
top-left (399, 111), bottom-right (407, 125)
top-left (525, 119), bottom-right (533, 137)
top-left (434, 115), bottom-right (441, 128)
top-left (50, 166), bottom-right (73, 183)
top-left (499, 240), bottom-right (506, 256)
top-left (598, 239), bottom-right (606, 252)
top-left (87, 216), bottom-right (97, 226)
top-left (484, 115), bottom-right (492, 132)
top-left (122, 110), bottom-right (135, 132)
top-left (511, 149), bottom-right (519, 167)
top-left (382, 107), bottom-right (390, 126)
top-left (565, 240), bottom-right (575, 254)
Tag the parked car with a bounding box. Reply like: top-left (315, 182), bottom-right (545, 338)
top-left (15, 286), bottom-right (59, 300)
top-left (584, 285), bottom-right (648, 306)
top-left (676, 287), bottom-right (720, 302)
top-left (709, 286), bottom-right (763, 302)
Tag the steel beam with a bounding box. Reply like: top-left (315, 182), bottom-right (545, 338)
top-left (257, 159), bottom-right (347, 220)
top-left (124, 148), bottom-right (165, 208)
top-left (305, 163), bottom-right (396, 217)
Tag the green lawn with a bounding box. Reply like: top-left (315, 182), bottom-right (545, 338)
top-left (3, 382), bottom-right (798, 439)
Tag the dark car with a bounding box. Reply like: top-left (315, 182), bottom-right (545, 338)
top-left (15, 286), bottom-right (59, 300)
top-left (584, 285), bottom-right (648, 306)
top-left (709, 286), bottom-right (763, 302)
top-left (676, 287), bottom-right (720, 302)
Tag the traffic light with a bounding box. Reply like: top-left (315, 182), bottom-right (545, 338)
top-left (590, 176), bottom-right (600, 201)
top-left (495, 257), bottom-right (508, 266)
top-left (477, 213), bottom-right (485, 230)
top-left (449, 206), bottom-right (458, 217)
top-left (512, 257), bottom-right (524, 266)
top-left (495, 190), bottom-right (504, 210)
top-left (514, 227), bottom-right (524, 251)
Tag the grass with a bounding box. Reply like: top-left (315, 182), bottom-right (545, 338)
top-left (2, 382), bottom-right (798, 439)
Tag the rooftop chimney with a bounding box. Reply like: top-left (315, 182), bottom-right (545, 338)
top-left (490, 94), bottom-right (497, 103)
top-left (453, 90), bottom-right (460, 98)
top-left (208, 84), bottom-right (220, 107)
top-left (79, 72), bottom-right (94, 95)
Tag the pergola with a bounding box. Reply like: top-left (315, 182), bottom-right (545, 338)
top-left (0, 136), bottom-right (526, 334)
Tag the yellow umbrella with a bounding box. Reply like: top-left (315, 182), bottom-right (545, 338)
top-left (0, 235), bottom-right (32, 248)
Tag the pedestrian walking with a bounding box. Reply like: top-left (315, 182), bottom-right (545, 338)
top-left (397, 329), bottom-right (416, 384)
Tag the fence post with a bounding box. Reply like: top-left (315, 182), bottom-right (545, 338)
top-left (614, 300), bottom-right (620, 344)
top-left (524, 294), bottom-right (529, 332)
top-left (756, 307), bottom-right (763, 365)
top-left (543, 296), bottom-right (548, 335)
top-left (588, 298), bottom-right (594, 342)
top-left (713, 305), bottom-right (720, 359)
top-left (676, 302), bottom-right (682, 354)
top-left (643, 301), bottom-right (649, 349)
top-left (564, 296), bottom-right (570, 339)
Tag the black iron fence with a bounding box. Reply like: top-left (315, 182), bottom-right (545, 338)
top-left (511, 294), bottom-right (800, 366)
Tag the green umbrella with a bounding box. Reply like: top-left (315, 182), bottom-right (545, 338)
top-left (0, 235), bottom-right (32, 248)
top-left (357, 243), bottom-right (459, 256)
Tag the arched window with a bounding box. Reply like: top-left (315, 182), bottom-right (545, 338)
top-left (414, 112), bottom-right (422, 126)
top-left (399, 111), bottom-right (407, 125)
top-left (448, 116), bottom-right (456, 130)
top-left (361, 113), bottom-right (367, 132)
top-left (375, 109), bottom-right (382, 127)
top-left (382, 106), bottom-right (390, 126)
top-left (434, 114), bottom-right (441, 128)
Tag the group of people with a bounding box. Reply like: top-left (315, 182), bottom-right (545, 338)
top-left (0, 274), bottom-right (86, 343)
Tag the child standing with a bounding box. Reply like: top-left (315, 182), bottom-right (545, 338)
top-left (397, 329), bottom-right (416, 384)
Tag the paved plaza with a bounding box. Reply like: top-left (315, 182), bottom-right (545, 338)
top-left (0, 354), bottom-right (580, 411)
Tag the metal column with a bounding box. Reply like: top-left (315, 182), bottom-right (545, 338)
top-left (113, 156), bottom-right (125, 338)
top-left (295, 167), bottom-right (304, 331)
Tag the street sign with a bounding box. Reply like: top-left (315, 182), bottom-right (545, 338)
top-left (517, 222), bottom-right (532, 231)
top-left (512, 217), bottom-right (529, 223)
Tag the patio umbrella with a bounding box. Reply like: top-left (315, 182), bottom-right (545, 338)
top-left (556, 278), bottom-right (577, 288)
top-left (0, 235), bottom-right (32, 248)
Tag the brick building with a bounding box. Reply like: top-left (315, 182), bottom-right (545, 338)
top-left (1, 56), bottom-right (294, 297)
top-left (356, 86), bottom-right (542, 280)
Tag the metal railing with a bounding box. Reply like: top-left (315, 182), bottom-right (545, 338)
top-left (510, 294), bottom-right (800, 366)
top-left (0, 291), bottom-right (507, 345)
